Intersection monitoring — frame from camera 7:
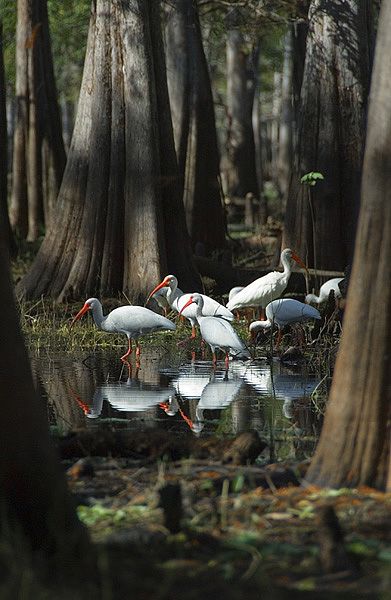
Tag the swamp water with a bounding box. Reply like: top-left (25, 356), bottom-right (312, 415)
top-left (32, 347), bottom-right (327, 463)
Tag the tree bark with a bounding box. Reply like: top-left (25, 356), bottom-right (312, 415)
top-left (283, 0), bottom-right (372, 271)
top-left (278, 29), bottom-right (293, 209)
top-left (0, 226), bottom-right (93, 580)
top-left (225, 28), bottom-right (259, 199)
top-left (17, 0), bottom-right (201, 302)
top-left (10, 0), bottom-right (66, 241)
top-left (306, 0), bottom-right (391, 490)
top-left (165, 0), bottom-right (226, 254)
top-left (0, 21), bottom-right (15, 255)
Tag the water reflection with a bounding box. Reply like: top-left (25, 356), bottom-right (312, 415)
top-left (32, 348), bottom-right (326, 462)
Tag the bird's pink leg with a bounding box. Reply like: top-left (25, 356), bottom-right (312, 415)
top-left (177, 323), bottom-right (198, 347)
top-left (212, 352), bottom-right (217, 365)
top-left (225, 352), bottom-right (229, 368)
top-left (135, 343), bottom-right (141, 369)
top-left (121, 338), bottom-right (133, 361)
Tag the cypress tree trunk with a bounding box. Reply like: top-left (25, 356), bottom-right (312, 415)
top-left (306, 0), bottom-right (391, 491)
top-left (283, 0), bottom-right (372, 270)
top-left (225, 29), bottom-right (259, 199)
top-left (17, 0), bottom-right (200, 302)
top-left (10, 0), bottom-right (65, 241)
top-left (278, 29), bottom-right (293, 209)
top-left (165, 0), bottom-right (226, 254)
top-left (0, 21), bottom-right (15, 255)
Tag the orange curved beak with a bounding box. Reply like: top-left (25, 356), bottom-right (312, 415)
top-left (292, 252), bottom-right (308, 274)
top-left (179, 296), bottom-right (194, 316)
top-left (145, 278), bottom-right (169, 307)
top-left (70, 302), bottom-right (90, 327)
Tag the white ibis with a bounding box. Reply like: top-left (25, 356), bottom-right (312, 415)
top-left (180, 293), bottom-right (251, 366)
top-left (305, 277), bottom-right (344, 304)
top-left (249, 298), bottom-right (321, 347)
top-left (228, 286), bottom-right (244, 303)
top-left (146, 275), bottom-right (234, 339)
top-left (71, 298), bottom-right (176, 361)
top-left (227, 248), bottom-right (308, 314)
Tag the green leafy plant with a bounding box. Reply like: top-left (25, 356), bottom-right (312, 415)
top-left (300, 172), bottom-right (324, 186)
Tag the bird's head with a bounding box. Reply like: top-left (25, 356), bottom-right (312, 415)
top-left (145, 275), bottom-right (176, 306)
top-left (282, 248), bottom-right (308, 273)
top-left (71, 298), bottom-right (97, 326)
top-left (179, 293), bottom-right (202, 315)
top-left (249, 320), bottom-right (271, 343)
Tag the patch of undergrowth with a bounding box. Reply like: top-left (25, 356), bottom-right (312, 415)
top-left (75, 474), bottom-right (391, 597)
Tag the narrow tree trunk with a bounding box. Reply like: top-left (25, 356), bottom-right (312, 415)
top-left (17, 0), bottom-right (200, 302)
top-left (306, 0), bottom-right (391, 490)
top-left (10, 0), bottom-right (65, 241)
top-left (0, 21), bottom-right (15, 255)
top-left (225, 29), bottom-right (259, 199)
top-left (251, 43), bottom-right (266, 227)
top-left (165, 0), bottom-right (226, 254)
top-left (283, 0), bottom-right (372, 270)
top-left (278, 29), bottom-right (293, 209)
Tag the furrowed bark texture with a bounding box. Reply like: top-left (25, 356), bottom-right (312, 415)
top-left (225, 29), bottom-right (259, 199)
top-left (306, 0), bottom-right (391, 490)
top-left (10, 0), bottom-right (65, 241)
top-left (165, 0), bottom-right (225, 254)
top-left (17, 0), bottom-right (200, 302)
top-left (283, 0), bottom-right (372, 270)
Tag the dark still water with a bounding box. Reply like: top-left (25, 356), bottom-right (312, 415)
top-left (31, 348), bottom-right (327, 463)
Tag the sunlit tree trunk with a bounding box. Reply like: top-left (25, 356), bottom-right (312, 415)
top-left (0, 232), bottom-right (92, 578)
top-left (17, 0), bottom-right (200, 302)
top-left (306, 0), bottom-right (391, 491)
top-left (225, 29), bottom-right (259, 199)
top-left (165, 0), bottom-right (226, 254)
top-left (0, 21), bottom-right (14, 255)
top-left (283, 0), bottom-right (372, 270)
top-left (10, 0), bottom-right (66, 241)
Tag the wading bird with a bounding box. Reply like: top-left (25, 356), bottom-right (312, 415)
top-left (180, 294), bottom-right (250, 366)
top-left (146, 275), bottom-right (234, 340)
top-left (305, 277), bottom-right (344, 305)
top-left (71, 298), bottom-right (176, 361)
top-left (249, 298), bottom-right (321, 347)
top-left (227, 248), bottom-right (308, 315)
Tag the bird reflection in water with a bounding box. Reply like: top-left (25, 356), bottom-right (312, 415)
top-left (71, 360), bottom-right (175, 420)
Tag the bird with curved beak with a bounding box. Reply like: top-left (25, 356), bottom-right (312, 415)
top-left (179, 293), bottom-right (250, 367)
top-left (249, 298), bottom-right (321, 348)
top-left (71, 298), bottom-right (176, 362)
top-left (227, 248), bottom-right (308, 317)
top-left (145, 275), bottom-right (233, 342)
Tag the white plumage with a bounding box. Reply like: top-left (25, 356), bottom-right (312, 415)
top-left (180, 293), bottom-right (251, 364)
top-left (227, 248), bottom-right (307, 312)
top-left (146, 274), bottom-right (234, 338)
top-left (249, 298), bottom-right (321, 335)
top-left (305, 277), bottom-right (344, 304)
top-left (71, 298), bottom-right (176, 360)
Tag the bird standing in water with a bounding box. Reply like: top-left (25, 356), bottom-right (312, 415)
top-left (146, 274), bottom-right (234, 340)
top-left (71, 298), bottom-right (176, 361)
top-left (249, 298), bottom-right (321, 347)
top-left (180, 293), bottom-right (250, 366)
